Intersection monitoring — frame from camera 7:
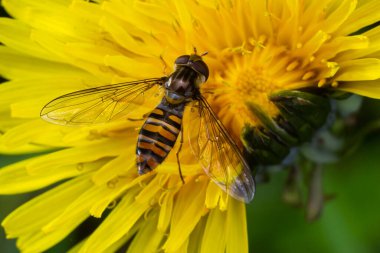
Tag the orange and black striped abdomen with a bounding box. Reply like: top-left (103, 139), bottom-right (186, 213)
top-left (136, 100), bottom-right (184, 174)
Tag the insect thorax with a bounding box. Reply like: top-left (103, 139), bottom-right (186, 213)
top-left (164, 66), bottom-right (203, 104)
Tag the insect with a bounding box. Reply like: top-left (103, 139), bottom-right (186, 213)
top-left (40, 51), bottom-right (255, 203)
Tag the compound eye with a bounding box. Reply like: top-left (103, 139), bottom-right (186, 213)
top-left (174, 55), bottom-right (190, 65)
top-left (192, 60), bottom-right (209, 81)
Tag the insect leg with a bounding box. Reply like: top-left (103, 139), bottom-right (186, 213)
top-left (176, 124), bottom-right (185, 184)
top-left (127, 112), bottom-right (150, 121)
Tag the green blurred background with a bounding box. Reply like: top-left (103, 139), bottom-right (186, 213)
top-left (1, 98), bottom-right (380, 252)
top-left (247, 135), bottom-right (380, 253)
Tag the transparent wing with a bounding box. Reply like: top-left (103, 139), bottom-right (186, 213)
top-left (40, 77), bottom-right (166, 125)
top-left (186, 96), bottom-right (255, 203)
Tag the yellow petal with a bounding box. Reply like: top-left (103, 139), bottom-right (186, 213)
top-left (187, 216), bottom-right (207, 253)
top-left (163, 177), bottom-right (208, 252)
top-left (69, 0), bottom-right (104, 24)
top-left (0, 138), bottom-right (48, 154)
top-left (0, 155), bottom-right (102, 194)
top-left (2, 176), bottom-right (91, 241)
top-left (2, 0), bottom-right (71, 20)
top-left (276, 0), bottom-right (301, 49)
top-left (79, 187), bottom-right (149, 253)
top-left (336, 58), bottom-right (380, 81)
top-left (337, 26), bottom-right (380, 61)
top-left (26, 139), bottom-right (125, 174)
top-left (91, 152), bottom-right (135, 186)
top-left (157, 190), bottom-right (175, 232)
top-left (105, 219), bottom-right (144, 253)
top-left (99, 15), bottom-right (164, 57)
top-left (103, 54), bottom-right (162, 79)
top-left (0, 18), bottom-right (58, 61)
top-left (0, 46), bottom-right (86, 80)
top-left (174, 0), bottom-right (193, 34)
top-left (65, 42), bottom-right (124, 65)
top-left (90, 174), bottom-right (152, 218)
top-left (69, 218), bottom-right (144, 253)
top-left (0, 119), bottom-right (92, 150)
top-left (225, 200), bottom-right (248, 253)
top-left (134, 174), bottom-right (164, 204)
top-left (10, 100), bottom-right (42, 119)
top-left (127, 214), bottom-right (165, 253)
top-left (299, 30), bottom-right (329, 58)
top-left (0, 120), bottom-right (56, 149)
top-left (4, 0), bottom-right (99, 41)
top-left (205, 180), bottom-right (221, 209)
top-left (320, 0), bottom-right (356, 34)
top-left (134, 1), bottom-right (175, 25)
top-left (101, 0), bottom-right (173, 38)
top-left (43, 176), bottom-right (139, 232)
top-left (172, 239), bottom-right (189, 253)
top-left (320, 35), bottom-right (368, 60)
top-left (200, 208), bottom-right (227, 253)
top-left (0, 77), bottom-right (99, 118)
top-left (67, 239), bottom-right (86, 253)
top-left (218, 191), bottom-right (229, 211)
top-left (156, 162), bottom-right (202, 176)
top-left (339, 80), bottom-right (380, 98)
top-left (338, 0), bottom-right (380, 35)
top-left (0, 115), bottom-right (47, 154)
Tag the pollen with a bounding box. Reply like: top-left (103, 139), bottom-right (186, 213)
top-left (205, 53), bottom-right (282, 140)
top-left (235, 68), bottom-right (274, 94)
top-left (318, 78), bottom-right (327, 87)
top-left (302, 71), bottom-right (317, 81)
top-left (286, 60), bottom-right (300, 71)
top-left (332, 81), bottom-right (339, 88)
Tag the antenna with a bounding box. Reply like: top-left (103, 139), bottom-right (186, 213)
top-left (192, 46), bottom-right (208, 57)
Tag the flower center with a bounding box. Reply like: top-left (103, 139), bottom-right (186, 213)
top-left (204, 53), bottom-right (281, 142)
top-left (235, 67), bottom-right (274, 93)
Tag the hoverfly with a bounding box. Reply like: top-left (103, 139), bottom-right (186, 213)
top-left (40, 51), bottom-right (255, 203)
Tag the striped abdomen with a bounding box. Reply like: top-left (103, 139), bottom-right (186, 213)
top-left (136, 100), bottom-right (184, 174)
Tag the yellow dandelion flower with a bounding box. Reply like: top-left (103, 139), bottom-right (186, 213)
top-left (1, 0), bottom-right (380, 252)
